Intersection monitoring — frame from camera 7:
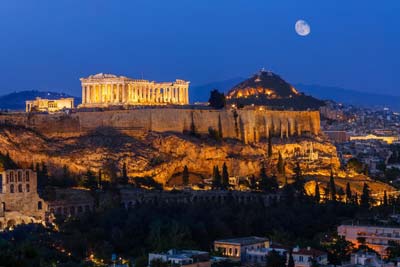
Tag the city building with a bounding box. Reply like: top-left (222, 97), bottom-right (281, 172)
top-left (80, 73), bottom-right (190, 108)
top-left (213, 236), bottom-right (269, 261)
top-left (349, 134), bottom-right (399, 144)
top-left (148, 249), bottom-right (210, 267)
top-left (290, 246), bottom-right (328, 267)
top-left (0, 168), bottom-right (47, 229)
top-left (26, 97), bottom-right (74, 112)
top-left (338, 224), bottom-right (400, 257)
top-left (346, 251), bottom-right (396, 267)
top-left (245, 245), bottom-right (287, 265)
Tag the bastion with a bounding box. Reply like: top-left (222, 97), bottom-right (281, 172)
top-left (0, 108), bottom-right (320, 142)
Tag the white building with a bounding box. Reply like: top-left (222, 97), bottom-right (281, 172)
top-left (291, 246), bottom-right (328, 267)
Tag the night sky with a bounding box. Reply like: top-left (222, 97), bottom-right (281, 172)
top-left (0, 0), bottom-right (398, 97)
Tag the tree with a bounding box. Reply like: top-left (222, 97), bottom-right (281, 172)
top-left (182, 165), bottom-right (189, 186)
top-left (267, 136), bottom-right (273, 158)
top-left (249, 175), bottom-right (257, 191)
top-left (258, 164), bottom-right (278, 192)
top-left (212, 166), bottom-right (222, 189)
top-left (314, 182), bottom-right (320, 203)
top-left (329, 170), bottom-right (337, 202)
top-left (266, 249), bottom-right (286, 267)
top-left (218, 115), bottom-right (223, 139)
top-left (326, 235), bottom-right (354, 265)
top-left (346, 158), bottom-right (363, 173)
top-left (222, 163), bottom-right (229, 189)
top-left (360, 183), bottom-right (370, 209)
top-left (287, 251), bottom-right (295, 267)
top-left (383, 190), bottom-right (388, 206)
top-left (208, 89), bottom-right (226, 109)
top-left (119, 162), bottom-right (129, 185)
top-left (83, 169), bottom-right (97, 190)
top-left (345, 182), bottom-right (352, 204)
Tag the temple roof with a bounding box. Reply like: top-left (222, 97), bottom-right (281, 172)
top-left (85, 73), bottom-right (128, 79)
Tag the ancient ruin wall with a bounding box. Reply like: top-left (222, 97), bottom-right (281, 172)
top-left (0, 109), bottom-right (320, 142)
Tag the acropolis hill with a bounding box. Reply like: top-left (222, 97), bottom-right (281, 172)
top-left (0, 71), bottom-right (392, 193)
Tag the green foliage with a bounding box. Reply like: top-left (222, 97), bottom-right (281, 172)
top-left (266, 249), bottom-right (286, 267)
top-left (208, 89), bottom-right (226, 109)
top-left (258, 164), bottom-right (278, 192)
top-left (287, 251), bottom-right (295, 267)
top-left (360, 183), bottom-right (370, 209)
top-left (222, 163), bottom-right (229, 189)
top-left (277, 152), bottom-right (284, 175)
top-left (182, 165), bottom-right (189, 186)
top-left (329, 170), bottom-right (336, 202)
top-left (0, 152), bottom-right (18, 169)
top-left (386, 240), bottom-right (400, 260)
top-left (119, 162), bottom-right (129, 185)
top-left (346, 158), bottom-right (364, 173)
top-left (345, 182), bottom-right (352, 204)
top-left (212, 166), bottom-right (222, 189)
top-left (81, 169), bottom-right (98, 191)
top-left (325, 235), bottom-right (354, 265)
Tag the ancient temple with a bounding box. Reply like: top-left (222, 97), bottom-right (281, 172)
top-left (79, 73), bottom-right (190, 108)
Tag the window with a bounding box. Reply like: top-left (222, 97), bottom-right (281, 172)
top-left (10, 172), bottom-right (14, 182)
top-left (10, 184), bottom-right (14, 193)
top-left (38, 201), bottom-right (42, 210)
top-left (18, 184), bottom-right (22, 193)
top-left (25, 171), bottom-right (30, 182)
top-left (299, 256), bottom-right (304, 262)
top-left (26, 184), bottom-right (30, 192)
top-left (18, 171), bottom-right (22, 182)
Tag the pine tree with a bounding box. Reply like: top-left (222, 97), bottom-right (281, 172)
top-left (118, 162), bottom-right (129, 185)
top-left (267, 135), bottom-right (273, 158)
top-left (212, 166), bottom-right (221, 189)
top-left (287, 251), bottom-right (295, 267)
top-left (222, 163), bottom-right (229, 189)
top-left (360, 183), bottom-right (370, 208)
top-left (383, 190), bottom-right (388, 206)
top-left (329, 169), bottom-right (337, 202)
top-left (315, 181), bottom-right (320, 203)
top-left (249, 175), bottom-right (257, 191)
top-left (218, 115), bottom-right (223, 139)
top-left (182, 165), bottom-right (189, 186)
top-left (345, 182), bottom-right (352, 204)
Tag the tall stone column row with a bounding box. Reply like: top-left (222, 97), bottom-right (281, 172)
top-left (82, 83), bottom-right (189, 105)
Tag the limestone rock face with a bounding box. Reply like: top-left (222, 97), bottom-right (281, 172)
top-left (0, 124), bottom-right (338, 185)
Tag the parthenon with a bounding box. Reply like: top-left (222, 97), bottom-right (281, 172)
top-left (79, 73), bottom-right (190, 108)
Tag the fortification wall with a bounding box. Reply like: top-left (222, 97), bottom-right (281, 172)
top-left (0, 109), bottom-right (320, 142)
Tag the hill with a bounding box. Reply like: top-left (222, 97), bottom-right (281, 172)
top-left (295, 84), bottom-right (400, 111)
top-left (0, 90), bottom-right (81, 111)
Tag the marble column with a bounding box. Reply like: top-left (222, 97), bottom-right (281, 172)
top-left (82, 86), bottom-right (86, 104)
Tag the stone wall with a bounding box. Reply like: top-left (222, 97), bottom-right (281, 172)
top-left (0, 108), bottom-right (320, 142)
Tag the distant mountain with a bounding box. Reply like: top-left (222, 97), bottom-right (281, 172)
top-left (225, 70), bottom-right (324, 110)
top-left (0, 90), bottom-right (81, 111)
top-left (295, 84), bottom-right (400, 111)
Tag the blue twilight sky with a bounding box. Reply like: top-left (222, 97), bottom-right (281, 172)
top-left (0, 0), bottom-right (398, 97)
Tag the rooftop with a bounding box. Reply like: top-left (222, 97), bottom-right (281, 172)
top-left (214, 236), bottom-right (268, 246)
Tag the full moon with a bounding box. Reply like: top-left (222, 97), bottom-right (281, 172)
top-left (295, 20), bottom-right (311, 36)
